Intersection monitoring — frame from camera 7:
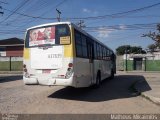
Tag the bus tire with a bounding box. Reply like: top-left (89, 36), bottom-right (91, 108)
top-left (110, 70), bottom-right (114, 79)
top-left (94, 71), bottom-right (101, 88)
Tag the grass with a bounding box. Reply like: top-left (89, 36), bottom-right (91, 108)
top-left (0, 61), bottom-right (23, 71)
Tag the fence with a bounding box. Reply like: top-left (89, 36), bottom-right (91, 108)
top-left (0, 56), bottom-right (23, 71)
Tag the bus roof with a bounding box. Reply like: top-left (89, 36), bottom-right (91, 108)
top-left (27, 21), bottom-right (113, 52)
top-left (27, 22), bottom-right (71, 30)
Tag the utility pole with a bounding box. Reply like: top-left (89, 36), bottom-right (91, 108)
top-left (77, 20), bottom-right (85, 28)
top-left (0, 6), bottom-right (4, 15)
top-left (0, 0), bottom-right (8, 15)
top-left (56, 9), bottom-right (61, 22)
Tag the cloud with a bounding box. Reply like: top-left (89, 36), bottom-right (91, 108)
top-left (83, 8), bottom-right (91, 13)
top-left (119, 24), bottom-right (127, 30)
top-left (91, 24), bottom-right (127, 39)
top-left (82, 8), bottom-right (98, 14)
top-left (97, 27), bottom-right (113, 38)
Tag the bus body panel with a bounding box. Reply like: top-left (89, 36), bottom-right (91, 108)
top-left (73, 58), bottom-right (92, 87)
top-left (23, 57), bottom-right (76, 86)
top-left (23, 22), bottom-right (116, 88)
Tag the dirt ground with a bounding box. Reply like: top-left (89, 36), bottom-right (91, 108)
top-left (0, 72), bottom-right (160, 114)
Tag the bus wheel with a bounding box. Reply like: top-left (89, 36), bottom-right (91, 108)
top-left (94, 72), bottom-right (101, 88)
top-left (110, 70), bottom-right (114, 79)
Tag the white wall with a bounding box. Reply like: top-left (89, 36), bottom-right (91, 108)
top-left (123, 52), bottom-right (160, 60)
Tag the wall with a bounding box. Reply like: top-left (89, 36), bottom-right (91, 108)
top-left (123, 53), bottom-right (160, 71)
top-left (146, 60), bottom-right (160, 71)
top-left (116, 55), bottom-right (124, 71)
top-left (0, 57), bottom-right (23, 71)
top-left (6, 46), bottom-right (23, 57)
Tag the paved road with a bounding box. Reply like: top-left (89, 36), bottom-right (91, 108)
top-left (0, 73), bottom-right (160, 114)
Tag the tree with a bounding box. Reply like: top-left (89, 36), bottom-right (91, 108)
top-left (147, 44), bottom-right (156, 52)
top-left (116, 45), bottom-right (130, 55)
top-left (142, 24), bottom-right (160, 49)
top-left (116, 45), bottom-right (146, 55)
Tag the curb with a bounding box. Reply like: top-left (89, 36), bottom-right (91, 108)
top-left (141, 93), bottom-right (160, 105)
top-left (133, 81), bottom-right (160, 106)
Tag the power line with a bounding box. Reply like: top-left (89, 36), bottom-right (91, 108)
top-left (1, 22), bottom-right (158, 35)
top-left (0, 0), bottom-right (30, 24)
top-left (15, 0), bottom-right (68, 28)
top-left (85, 23), bottom-right (158, 31)
top-left (0, 1), bottom-right (8, 4)
top-left (0, 0), bottom-right (69, 34)
top-left (76, 20), bottom-right (86, 28)
top-left (69, 2), bottom-right (160, 20)
top-left (55, 0), bottom-right (68, 8)
top-left (2, 2), bottom-right (160, 21)
top-left (6, 0), bottom-right (53, 24)
top-left (2, 8), bottom-right (56, 20)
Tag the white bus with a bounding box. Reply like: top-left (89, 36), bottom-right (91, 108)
top-left (23, 22), bottom-right (116, 88)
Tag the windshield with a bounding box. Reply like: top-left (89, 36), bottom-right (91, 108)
top-left (25, 24), bottom-right (71, 48)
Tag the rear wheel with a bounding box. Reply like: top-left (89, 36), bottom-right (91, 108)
top-left (94, 72), bottom-right (101, 88)
top-left (110, 70), bottom-right (114, 79)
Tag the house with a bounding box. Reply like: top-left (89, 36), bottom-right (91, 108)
top-left (0, 38), bottom-right (24, 71)
top-left (0, 37), bottom-right (24, 57)
top-left (123, 52), bottom-right (160, 71)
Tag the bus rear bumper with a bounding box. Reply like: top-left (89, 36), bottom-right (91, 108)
top-left (23, 76), bottom-right (76, 87)
top-left (23, 77), bottom-right (38, 85)
top-left (48, 77), bottom-right (75, 86)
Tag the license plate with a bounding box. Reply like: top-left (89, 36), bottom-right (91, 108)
top-left (42, 70), bottom-right (51, 74)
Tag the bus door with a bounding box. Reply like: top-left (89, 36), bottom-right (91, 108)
top-left (87, 40), bottom-right (94, 84)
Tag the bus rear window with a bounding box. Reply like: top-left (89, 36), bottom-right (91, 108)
top-left (25, 24), bottom-right (70, 47)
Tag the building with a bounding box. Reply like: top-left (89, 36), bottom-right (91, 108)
top-left (0, 37), bottom-right (24, 57)
top-left (0, 38), bottom-right (24, 71)
top-left (123, 52), bottom-right (160, 71)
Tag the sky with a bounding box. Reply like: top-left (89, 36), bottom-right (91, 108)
top-left (0, 0), bottom-right (160, 51)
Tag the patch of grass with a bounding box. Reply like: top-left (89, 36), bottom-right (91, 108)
top-left (0, 62), bottom-right (10, 71)
top-left (11, 61), bottom-right (23, 71)
top-left (0, 61), bottom-right (23, 71)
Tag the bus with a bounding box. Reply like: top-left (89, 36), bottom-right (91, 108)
top-left (23, 22), bottom-right (116, 88)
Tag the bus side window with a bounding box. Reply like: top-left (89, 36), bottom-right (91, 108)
top-left (96, 43), bottom-right (99, 59)
top-left (103, 48), bottom-right (105, 60)
top-left (75, 30), bottom-right (82, 57)
top-left (81, 35), bottom-right (87, 58)
top-left (99, 45), bottom-right (102, 60)
top-left (94, 42), bottom-right (97, 59)
top-left (107, 49), bottom-right (109, 56)
top-left (105, 48), bottom-right (108, 60)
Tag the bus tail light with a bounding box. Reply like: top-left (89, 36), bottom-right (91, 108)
top-left (23, 64), bottom-right (27, 72)
top-left (58, 75), bottom-right (65, 78)
top-left (65, 63), bottom-right (73, 79)
top-left (57, 63), bottom-right (73, 79)
top-left (23, 64), bottom-right (30, 78)
top-left (68, 63), bottom-right (73, 68)
top-left (24, 68), bottom-right (27, 72)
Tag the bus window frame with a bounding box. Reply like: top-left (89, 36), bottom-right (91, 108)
top-left (25, 24), bottom-right (71, 48)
